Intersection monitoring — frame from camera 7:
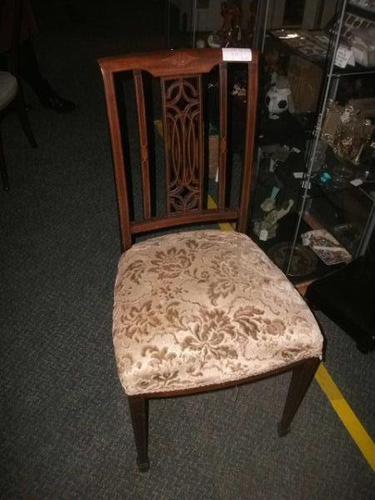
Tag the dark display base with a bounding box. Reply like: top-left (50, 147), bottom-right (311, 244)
top-left (250, 212), bottom-right (344, 284)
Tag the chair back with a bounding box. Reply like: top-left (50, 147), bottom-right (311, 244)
top-left (99, 48), bottom-right (258, 250)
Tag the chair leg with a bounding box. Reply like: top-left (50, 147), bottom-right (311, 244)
top-left (0, 127), bottom-right (9, 191)
top-left (128, 396), bottom-right (149, 472)
top-left (15, 91), bottom-right (37, 148)
top-left (278, 358), bottom-right (320, 437)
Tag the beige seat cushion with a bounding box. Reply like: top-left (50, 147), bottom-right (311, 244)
top-left (113, 230), bottom-right (323, 395)
top-left (0, 71), bottom-right (18, 111)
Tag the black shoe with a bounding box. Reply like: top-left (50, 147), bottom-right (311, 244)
top-left (37, 80), bottom-right (76, 113)
top-left (39, 92), bottom-right (76, 113)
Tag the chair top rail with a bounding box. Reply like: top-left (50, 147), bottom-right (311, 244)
top-left (99, 48), bottom-right (257, 78)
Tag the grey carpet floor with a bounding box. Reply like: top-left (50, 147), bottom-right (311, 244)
top-left (1, 2), bottom-right (375, 498)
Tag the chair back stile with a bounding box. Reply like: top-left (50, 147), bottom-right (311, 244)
top-left (239, 59), bottom-right (258, 233)
top-left (100, 68), bottom-right (133, 249)
top-left (99, 49), bottom-right (259, 250)
top-left (218, 62), bottom-right (228, 209)
top-left (133, 70), bottom-right (152, 221)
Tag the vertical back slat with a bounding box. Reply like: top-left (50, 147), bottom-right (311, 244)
top-left (160, 77), bottom-right (170, 213)
top-left (198, 75), bottom-right (204, 211)
top-left (133, 70), bottom-right (152, 220)
top-left (239, 55), bottom-right (259, 233)
top-left (101, 70), bottom-right (132, 250)
top-left (218, 63), bottom-right (228, 209)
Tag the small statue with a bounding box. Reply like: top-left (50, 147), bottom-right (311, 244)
top-left (260, 186), bottom-right (280, 212)
top-left (254, 199), bottom-right (294, 241)
top-left (322, 101), bottom-right (374, 165)
top-left (265, 75), bottom-right (294, 120)
top-left (207, 2), bottom-right (242, 48)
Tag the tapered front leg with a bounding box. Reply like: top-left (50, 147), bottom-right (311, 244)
top-left (278, 358), bottom-right (320, 437)
top-left (128, 396), bottom-right (149, 472)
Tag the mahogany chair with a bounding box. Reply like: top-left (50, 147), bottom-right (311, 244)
top-left (99, 49), bottom-right (323, 472)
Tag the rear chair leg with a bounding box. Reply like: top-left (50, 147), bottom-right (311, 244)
top-left (128, 396), bottom-right (149, 472)
top-left (278, 358), bottom-right (320, 437)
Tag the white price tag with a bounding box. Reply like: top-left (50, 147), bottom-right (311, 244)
top-left (350, 178), bottom-right (363, 186)
top-left (335, 45), bottom-right (352, 69)
top-left (222, 48), bottom-right (252, 62)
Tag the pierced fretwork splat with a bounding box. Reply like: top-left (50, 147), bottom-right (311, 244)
top-left (161, 76), bottom-right (203, 213)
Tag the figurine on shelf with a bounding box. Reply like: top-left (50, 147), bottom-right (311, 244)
top-left (207, 1), bottom-right (242, 48)
top-left (265, 74), bottom-right (294, 120)
top-left (321, 101), bottom-right (374, 184)
top-left (254, 199), bottom-right (295, 241)
top-left (260, 186), bottom-right (280, 212)
top-left (335, 105), bottom-right (363, 162)
top-left (322, 101), bottom-right (374, 164)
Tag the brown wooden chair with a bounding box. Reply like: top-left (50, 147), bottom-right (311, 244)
top-left (98, 49), bottom-right (323, 472)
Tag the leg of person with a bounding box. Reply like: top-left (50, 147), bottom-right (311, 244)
top-left (18, 39), bottom-right (75, 113)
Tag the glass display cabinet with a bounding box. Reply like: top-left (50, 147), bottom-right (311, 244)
top-left (250, 0), bottom-right (375, 286)
top-left (165, 1), bottom-right (375, 286)
top-left (166, 0), bottom-right (259, 50)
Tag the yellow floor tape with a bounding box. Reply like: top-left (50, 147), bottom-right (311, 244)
top-left (209, 194), bottom-right (375, 472)
top-left (207, 195), bottom-right (234, 231)
top-left (316, 364), bottom-right (375, 472)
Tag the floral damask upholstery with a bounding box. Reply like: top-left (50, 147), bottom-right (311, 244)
top-left (113, 230), bottom-right (323, 395)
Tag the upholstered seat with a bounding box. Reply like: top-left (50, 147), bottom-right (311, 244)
top-left (113, 230), bottom-right (323, 395)
top-left (0, 72), bottom-right (18, 111)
